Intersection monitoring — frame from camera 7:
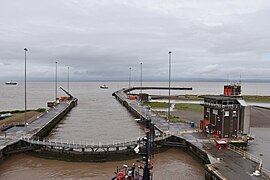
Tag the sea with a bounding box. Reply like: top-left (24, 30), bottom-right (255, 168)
top-left (0, 81), bottom-right (269, 179)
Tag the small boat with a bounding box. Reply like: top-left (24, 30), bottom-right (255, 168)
top-left (5, 81), bottom-right (17, 85)
top-left (100, 84), bottom-right (108, 89)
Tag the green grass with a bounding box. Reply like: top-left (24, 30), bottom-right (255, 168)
top-left (174, 103), bottom-right (203, 113)
top-left (0, 108), bottom-right (47, 114)
top-left (152, 110), bottom-right (167, 115)
top-left (243, 95), bottom-right (270, 102)
top-left (143, 102), bottom-right (169, 108)
top-left (173, 95), bottom-right (203, 101)
top-left (169, 116), bottom-right (188, 123)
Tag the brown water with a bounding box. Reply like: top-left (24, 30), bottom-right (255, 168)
top-left (1, 81), bottom-right (270, 179)
top-left (249, 128), bottom-right (270, 168)
top-left (0, 148), bottom-right (204, 180)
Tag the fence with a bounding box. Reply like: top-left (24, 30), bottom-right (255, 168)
top-left (228, 143), bottom-right (270, 178)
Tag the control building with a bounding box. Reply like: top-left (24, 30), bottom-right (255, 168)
top-left (200, 83), bottom-right (250, 139)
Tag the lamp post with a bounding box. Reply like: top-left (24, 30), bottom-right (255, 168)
top-left (168, 51), bottom-right (172, 121)
top-left (55, 62), bottom-right (58, 102)
top-left (140, 63), bottom-right (142, 96)
top-left (67, 66), bottom-right (70, 93)
top-left (140, 63), bottom-right (143, 121)
top-left (129, 67), bottom-right (131, 88)
top-left (24, 48), bottom-right (28, 125)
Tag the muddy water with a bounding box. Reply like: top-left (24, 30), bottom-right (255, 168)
top-left (1, 81), bottom-right (270, 179)
top-left (0, 82), bottom-right (206, 179)
top-left (0, 148), bottom-right (204, 180)
top-left (248, 128), bottom-right (270, 168)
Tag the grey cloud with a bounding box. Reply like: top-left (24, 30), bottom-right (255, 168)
top-left (1, 0), bottom-right (270, 82)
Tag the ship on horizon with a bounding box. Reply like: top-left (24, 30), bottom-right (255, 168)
top-left (5, 81), bottom-right (17, 85)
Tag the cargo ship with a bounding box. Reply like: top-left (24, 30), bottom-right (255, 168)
top-left (5, 81), bottom-right (17, 85)
top-left (100, 84), bottom-right (108, 89)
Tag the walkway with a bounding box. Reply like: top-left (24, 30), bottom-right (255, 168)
top-left (0, 99), bottom-right (76, 151)
top-left (113, 87), bottom-right (270, 180)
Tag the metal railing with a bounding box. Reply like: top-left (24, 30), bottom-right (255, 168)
top-left (21, 134), bottom-right (171, 149)
top-left (228, 143), bottom-right (262, 165)
top-left (228, 144), bottom-right (270, 178)
top-left (261, 167), bottom-right (270, 179)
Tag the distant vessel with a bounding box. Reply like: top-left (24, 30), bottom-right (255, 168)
top-left (100, 84), bottom-right (108, 89)
top-left (5, 81), bottom-right (17, 85)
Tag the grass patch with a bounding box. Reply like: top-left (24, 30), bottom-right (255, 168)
top-left (0, 111), bottom-right (41, 125)
top-left (35, 108), bottom-right (47, 113)
top-left (173, 95), bottom-right (203, 101)
top-left (143, 102), bottom-right (169, 108)
top-left (174, 103), bottom-right (203, 113)
top-left (152, 110), bottom-right (167, 115)
top-left (0, 108), bottom-right (47, 114)
top-left (169, 116), bottom-right (188, 123)
top-left (243, 95), bottom-right (270, 102)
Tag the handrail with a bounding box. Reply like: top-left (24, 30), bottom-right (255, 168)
top-left (228, 143), bottom-right (270, 178)
top-left (228, 144), bottom-right (262, 165)
top-left (21, 134), bottom-right (171, 149)
top-left (261, 167), bottom-right (270, 179)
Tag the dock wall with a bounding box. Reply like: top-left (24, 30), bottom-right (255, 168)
top-left (34, 99), bottom-right (77, 138)
top-left (30, 147), bottom-right (142, 162)
top-left (0, 99), bottom-right (78, 163)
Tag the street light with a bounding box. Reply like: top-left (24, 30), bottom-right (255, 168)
top-left (140, 63), bottom-right (142, 96)
top-left (67, 66), bottom-right (70, 93)
top-left (129, 67), bottom-right (131, 88)
top-left (140, 62), bottom-right (143, 121)
top-left (168, 51), bottom-right (172, 121)
top-left (24, 48), bottom-right (28, 125)
top-left (55, 61), bottom-right (58, 102)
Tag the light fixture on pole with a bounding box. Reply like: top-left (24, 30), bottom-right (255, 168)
top-left (129, 67), bottom-right (131, 88)
top-left (140, 62), bottom-right (143, 121)
top-left (67, 66), bottom-right (70, 93)
top-left (24, 48), bottom-right (28, 125)
top-left (168, 51), bottom-right (172, 121)
top-left (55, 61), bottom-right (58, 102)
top-left (140, 62), bottom-right (142, 96)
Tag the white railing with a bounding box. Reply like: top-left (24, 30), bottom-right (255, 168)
top-left (20, 134), bottom-right (170, 149)
top-left (261, 167), bottom-right (270, 179)
top-left (228, 143), bottom-right (270, 178)
top-left (228, 144), bottom-right (262, 165)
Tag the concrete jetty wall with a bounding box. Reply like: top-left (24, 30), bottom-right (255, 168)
top-left (34, 99), bottom-right (78, 138)
top-left (30, 147), bottom-right (142, 162)
top-left (0, 98), bottom-right (78, 162)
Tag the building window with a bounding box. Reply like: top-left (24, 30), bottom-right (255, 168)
top-left (213, 109), bottom-right (218, 115)
top-left (233, 111), bottom-right (237, 117)
top-left (224, 111), bottom-right (229, 117)
top-left (207, 108), bottom-right (210, 113)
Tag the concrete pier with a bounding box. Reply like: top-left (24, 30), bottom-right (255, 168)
top-left (0, 98), bottom-right (78, 161)
top-left (113, 87), bottom-right (270, 180)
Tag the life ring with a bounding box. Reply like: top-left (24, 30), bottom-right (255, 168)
top-left (116, 172), bottom-right (125, 180)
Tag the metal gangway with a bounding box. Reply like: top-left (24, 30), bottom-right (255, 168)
top-left (20, 134), bottom-right (171, 153)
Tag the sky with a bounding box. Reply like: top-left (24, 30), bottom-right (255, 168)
top-left (1, 0), bottom-right (270, 82)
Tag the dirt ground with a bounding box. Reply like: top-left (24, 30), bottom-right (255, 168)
top-left (170, 106), bottom-right (270, 128)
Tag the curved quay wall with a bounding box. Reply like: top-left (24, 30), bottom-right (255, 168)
top-left (34, 99), bottom-right (78, 138)
top-left (112, 88), bottom-right (222, 179)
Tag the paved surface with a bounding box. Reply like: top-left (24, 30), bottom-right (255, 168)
top-left (114, 88), bottom-right (269, 180)
top-left (0, 101), bottom-right (71, 149)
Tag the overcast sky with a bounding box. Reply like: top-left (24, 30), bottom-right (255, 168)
top-left (1, 0), bottom-right (270, 82)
